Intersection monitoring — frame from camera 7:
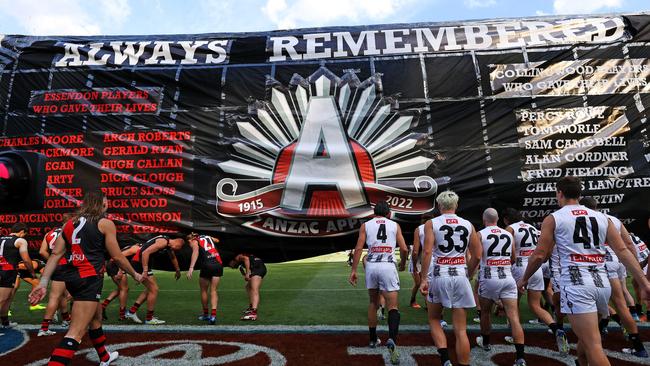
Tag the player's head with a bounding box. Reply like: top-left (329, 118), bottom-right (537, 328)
top-left (436, 190), bottom-right (459, 212)
top-left (61, 212), bottom-right (76, 223)
top-left (482, 208), bottom-right (499, 226)
top-left (168, 237), bottom-right (186, 251)
top-left (185, 232), bottom-right (198, 242)
top-left (374, 201), bottom-right (391, 218)
top-left (11, 222), bottom-right (28, 237)
top-left (502, 208), bottom-right (522, 225)
top-left (556, 176), bottom-right (581, 206)
top-left (579, 197), bottom-right (598, 210)
top-left (77, 191), bottom-right (108, 221)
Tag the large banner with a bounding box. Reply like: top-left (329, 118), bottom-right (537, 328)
top-left (0, 14), bottom-right (649, 261)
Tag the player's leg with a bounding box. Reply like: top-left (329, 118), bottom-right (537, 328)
top-left (477, 296), bottom-right (494, 350)
top-left (368, 289), bottom-right (380, 346)
top-left (249, 275), bottom-right (262, 310)
top-left (569, 312), bottom-right (610, 366)
top-left (427, 301), bottom-right (450, 364)
top-left (39, 280), bottom-right (66, 336)
top-left (409, 270), bottom-right (421, 308)
top-left (472, 278), bottom-right (481, 323)
top-left (527, 290), bottom-right (557, 332)
top-left (125, 288), bottom-right (148, 323)
top-left (100, 276), bottom-right (120, 320)
top-left (0, 286), bottom-right (13, 327)
top-left (632, 278), bottom-right (643, 320)
top-left (87, 302), bottom-right (117, 365)
top-left (452, 307), bottom-right (471, 366)
top-left (199, 277), bottom-right (210, 320)
top-left (144, 276), bottom-right (162, 323)
top-left (48, 300), bottom-right (97, 365)
top-left (117, 275), bottom-right (128, 320)
top-left (383, 289), bottom-right (401, 364)
top-left (503, 297), bottom-right (525, 364)
top-left (609, 278), bottom-right (647, 356)
top-left (209, 276), bottom-right (221, 324)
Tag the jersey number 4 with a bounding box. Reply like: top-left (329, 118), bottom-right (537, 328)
top-left (573, 216), bottom-right (600, 249)
top-left (376, 224), bottom-right (387, 243)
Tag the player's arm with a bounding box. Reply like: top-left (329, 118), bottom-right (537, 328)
top-left (39, 237), bottom-right (50, 260)
top-left (168, 250), bottom-right (181, 280)
top-left (608, 220), bottom-right (650, 291)
top-left (419, 220), bottom-right (434, 294)
top-left (29, 234), bottom-right (66, 304)
top-left (348, 223), bottom-right (366, 286)
top-left (121, 245), bottom-right (139, 257)
top-left (620, 224), bottom-right (640, 261)
top-left (16, 238), bottom-right (35, 276)
top-left (141, 238), bottom-right (167, 276)
top-left (467, 227), bottom-right (481, 279)
top-left (396, 224), bottom-right (408, 272)
top-left (187, 238), bottom-right (199, 280)
top-left (519, 215), bottom-right (555, 289)
top-left (100, 219), bottom-right (142, 282)
top-left (411, 228), bottom-right (421, 276)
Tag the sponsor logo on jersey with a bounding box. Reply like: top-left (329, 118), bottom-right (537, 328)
top-left (445, 218), bottom-right (458, 224)
top-left (370, 246), bottom-right (393, 253)
top-left (570, 253), bottom-right (605, 263)
top-left (519, 249), bottom-right (534, 257)
top-left (436, 256), bottom-right (466, 265)
top-left (487, 259), bottom-right (511, 266)
top-left (490, 228), bottom-right (501, 233)
top-left (571, 209), bottom-right (588, 216)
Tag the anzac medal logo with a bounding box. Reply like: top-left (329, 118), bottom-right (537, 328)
top-left (216, 67), bottom-right (445, 236)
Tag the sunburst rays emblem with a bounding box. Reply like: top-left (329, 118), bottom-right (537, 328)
top-left (216, 67), bottom-right (444, 237)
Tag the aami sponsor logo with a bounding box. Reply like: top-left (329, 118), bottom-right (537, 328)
top-left (436, 256), bottom-right (465, 265)
top-left (571, 209), bottom-right (588, 216)
top-left (490, 228), bottom-right (501, 233)
top-left (570, 253), bottom-right (605, 263)
top-left (446, 218), bottom-right (458, 224)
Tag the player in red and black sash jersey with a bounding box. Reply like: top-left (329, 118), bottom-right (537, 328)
top-left (124, 234), bottom-right (185, 325)
top-left (187, 233), bottom-right (223, 325)
top-left (29, 191), bottom-right (143, 366)
top-left (0, 223), bottom-right (34, 328)
top-left (228, 253), bottom-right (267, 321)
top-left (37, 224), bottom-right (72, 336)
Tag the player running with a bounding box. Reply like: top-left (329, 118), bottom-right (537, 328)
top-left (124, 235), bottom-right (185, 325)
top-left (474, 208), bottom-right (526, 365)
top-left (29, 191), bottom-right (142, 366)
top-left (580, 197), bottom-right (648, 357)
top-left (420, 191), bottom-right (481, 366)
top-left (518, 176), bottom-right (650, 366)
top-left (503, 208), bottom-right (566, 353)
top-left (349, 201), bottom-right (408, 365)
top-left (187, 233), bottom-right (223, 325)
top-left (37, 226), bottom-right (72, 336)
top-left (0, 223), bottom-right (34, 328)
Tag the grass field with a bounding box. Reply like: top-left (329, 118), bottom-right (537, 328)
top-left (8, 253), bottom-right (560, 327)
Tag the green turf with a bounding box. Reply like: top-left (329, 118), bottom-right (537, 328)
top-left (12, 260), bottom-right (560, 326)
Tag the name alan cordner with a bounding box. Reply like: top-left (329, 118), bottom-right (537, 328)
top-left (53, 17), bottom-right (625, 67)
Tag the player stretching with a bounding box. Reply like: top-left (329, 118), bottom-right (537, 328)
top-left (350, 201), bottom-right (408, 365)
top-left (29, 191), bottom-right (142, 366)
top-left (475, 208), bottom-right (525, 365)
top-left (518, 177), bottom-right (650, 366)
top-left (228, 253), bottom-right (268, 321)
top-left (503, 208), bottom-right (567, 353)
top-left (580, 197), bottom-right (648, 357)
top-left (187, 233), bottom-right (223, 325)
top-left (420, 191), bottom-right (481, 366)
top-left (125, 235), bottom-right (184, 325)
top-left (0, 223), bottom-right (34, 328)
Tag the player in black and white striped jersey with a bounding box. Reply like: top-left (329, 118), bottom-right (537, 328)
top-left (349, 201), bottom-right (408, 365)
